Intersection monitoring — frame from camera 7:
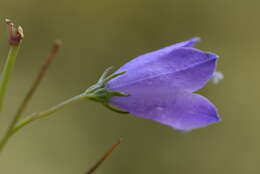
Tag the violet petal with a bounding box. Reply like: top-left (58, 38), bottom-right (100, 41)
top-left (108, 47), bottom-right (218, 92)
top-left (109, 90), bottom-right (220, 131)
top-left (105, 38), bottom-right (220, 131)
top-left (111, 38), bottom-right (200, 75)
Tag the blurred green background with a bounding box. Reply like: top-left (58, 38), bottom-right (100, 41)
top-left (0, 0), bottom-right (259, 173)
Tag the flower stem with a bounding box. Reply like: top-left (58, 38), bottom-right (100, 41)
top-left (0, 45), bottom-right (20, 112)
top-left (15, 40), bottom-right (62, 118)
top-left (0, 94), bottom-right (86, 152)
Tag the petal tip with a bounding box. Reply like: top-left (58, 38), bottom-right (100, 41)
top-left (186, 37), bottom-right (201, 47)
top-left (191, 37), bottom-right (201, 43)
top-left (206, 52), bottom-right (219, 60)
top-left (214, 113), bottom-right (222, 122)
top-left (201, 112), bottom-right (222, 129)
top-left (211, 114), bottom-right (221, 125)
top-left (175, 108), bottom-right (221, 132)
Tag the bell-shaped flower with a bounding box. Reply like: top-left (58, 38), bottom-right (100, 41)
top-left (105, 38), bottom-right (220, 131)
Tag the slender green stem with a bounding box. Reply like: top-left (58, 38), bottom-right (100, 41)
top-left (13, 94), bottom-right (85, 134)
top-left (0, 93), bottom-right (86, 152)
top-left (0, 66), bottom-right (127, 153)
top-left (0, 45), bottom-right (20, 112)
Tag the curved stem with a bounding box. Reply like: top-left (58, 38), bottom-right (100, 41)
top-left (0, 94), bottom-right (86, 152)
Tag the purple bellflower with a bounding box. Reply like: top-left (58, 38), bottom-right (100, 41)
top-left (86, 38), bottom-right (220, 131)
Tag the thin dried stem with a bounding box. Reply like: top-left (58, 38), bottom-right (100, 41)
top-left (0, 40), bottom-right (62, 152)
top-left (16, 40), bottom-right (62, 116)
top-left (86, 139), bottom-right (122, 174)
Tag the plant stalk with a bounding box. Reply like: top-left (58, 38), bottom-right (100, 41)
top-left (0, 94), bottom-right (86, 152)
top-left (0, 45), bottom-right (20, 112)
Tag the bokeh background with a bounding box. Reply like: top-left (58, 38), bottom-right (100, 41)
top-left (0, 0), bottom-right (259, 173)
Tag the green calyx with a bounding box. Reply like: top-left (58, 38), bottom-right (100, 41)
top-left (84, 67), bottom-right (129, 114)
